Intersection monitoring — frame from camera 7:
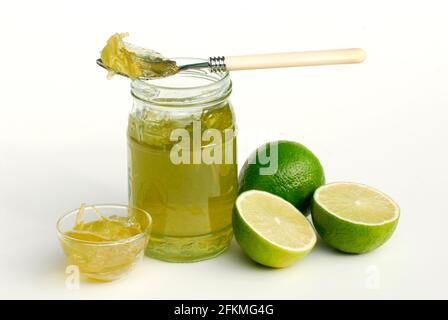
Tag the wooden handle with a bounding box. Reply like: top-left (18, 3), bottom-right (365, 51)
top-left (225, 48), bottom-right (366, 71)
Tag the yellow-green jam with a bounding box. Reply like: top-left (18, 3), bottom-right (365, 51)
top-left (65, 204), bottom-right (142, 242)
top-left (59, 204), bottom-right (150, 281)
top-left (128, 101), bottom-right (237, 262)
top-left (100, 33), bottom-right (179, 79)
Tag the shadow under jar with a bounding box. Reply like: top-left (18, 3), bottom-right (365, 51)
top-left (128, 58), bottom-right (237, 262)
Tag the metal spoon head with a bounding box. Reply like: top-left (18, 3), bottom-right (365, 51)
top-left (96, 58), bottom-right (166, 80)
top-left (96, 58), bottom-right (211, 80)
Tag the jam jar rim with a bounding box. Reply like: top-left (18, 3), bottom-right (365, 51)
top-left (130, 57), bottom-right (232, 108)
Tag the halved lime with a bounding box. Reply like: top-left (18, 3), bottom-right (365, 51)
top-left (311, 182), bottom-right (400, 253)
top-left (233, 190), bottom-right (316, 268)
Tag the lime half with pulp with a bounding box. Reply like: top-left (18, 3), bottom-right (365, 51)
top-left (233, 190), bottom-right (317, 268)
top-left (311, 182), bottom-right (400, 254)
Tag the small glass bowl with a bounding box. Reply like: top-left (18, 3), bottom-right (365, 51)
top-left (56, 204), bottom-right (152, 281)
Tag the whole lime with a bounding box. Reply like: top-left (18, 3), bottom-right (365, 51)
top-left (238, 141), bottom-right (325, 215)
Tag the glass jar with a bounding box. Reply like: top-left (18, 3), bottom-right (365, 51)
top-left (128, 59), bottom-right (237, 262)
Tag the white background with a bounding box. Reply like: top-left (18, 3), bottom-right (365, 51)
top-left (0, 0), bottom-right (447, 299)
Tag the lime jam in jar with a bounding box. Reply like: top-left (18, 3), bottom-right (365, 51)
top-left (128, 59), bottom-right (237, 262)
